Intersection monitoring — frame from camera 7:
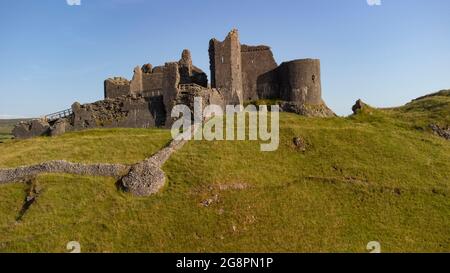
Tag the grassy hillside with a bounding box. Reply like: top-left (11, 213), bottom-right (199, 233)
top-left (0, 94), bottom-right (448, 253)
top-left (0, 120), bottom-right (15, 141)
top-left (383, 89), bottom-right (450, 129)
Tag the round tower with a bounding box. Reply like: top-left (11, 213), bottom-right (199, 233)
top-left (278, 59), bottom-right (322, 105)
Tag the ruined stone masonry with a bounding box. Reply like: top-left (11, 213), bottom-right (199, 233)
top-left (13, 29), bottom-right (334, 139)
top-left (7, 29), bottom-right (337, 197)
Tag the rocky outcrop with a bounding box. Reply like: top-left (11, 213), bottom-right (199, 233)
top-left (293, 136), bottom-right (308, 152)
top-left (280, 101), bottom-right (336, 117)
top-left (49, 118), bottom-right (70, 137)
top-left (352, 99), bottom-right (367, 114)
top-left (430, 124), bottom-right (450, 140)
top-left (12, 119), bottom-right (51, 139)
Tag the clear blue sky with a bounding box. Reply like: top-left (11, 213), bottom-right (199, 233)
top-left (1, 0), bottom-right (449, 117)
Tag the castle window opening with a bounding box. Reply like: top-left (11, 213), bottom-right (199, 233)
top-left (312, 75), bottom-right (316, 83)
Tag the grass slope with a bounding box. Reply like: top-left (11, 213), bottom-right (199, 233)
top-left (0, 120), bottom-right (16, 141)
top-left (0, 119), bottom-right (31, 142)
top-left (383, 89), bottom-right (450, 129)
top-left (0, 94), bottom-right (448, 253)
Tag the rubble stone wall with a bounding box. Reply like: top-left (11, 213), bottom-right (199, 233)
top-left (104, 77), bottom-right (131, 99)
top-left (71, 95), bottom-right (165, 131)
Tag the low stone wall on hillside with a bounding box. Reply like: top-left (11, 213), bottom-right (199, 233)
top-left (1, 124), bottom-right (198, 197)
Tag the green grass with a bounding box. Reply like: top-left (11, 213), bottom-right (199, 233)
top-left (0, 121), bottom-right (14, 141)
top-left (0, 128), bottom-right (171, 167)
top-left (0, 134), bottom-right (11, 142)
top-left (0, 94), bottom-right (449, 253)
top-left (0, 119), bottom-right (31, 142)
top-left (381, 89), bottom-right (450, 129)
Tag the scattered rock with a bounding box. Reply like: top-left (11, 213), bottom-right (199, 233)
top-left (352, 99), bottom-right (367, 114)
top-left (429, 124), bottom-right (450, 140)
top-left (201, 199), bottom-right (213, 207)
top-left (293, 136), bottom-right (307, 152)
top-left (280, 101), bottom-right (336, 117)
top-left (201, 194), bottom-right (219, 207)
top-left (216, 183), bottom-right (248, 191)
top-left (17, 178), bottom-right (41, 221)
top-left (200, 183), bottom-right (249, 207)
top-left (432, 188), bottom-right (446, 197)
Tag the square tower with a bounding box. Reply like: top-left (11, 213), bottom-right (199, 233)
top-left (209, 29), bottom-right (243, 105)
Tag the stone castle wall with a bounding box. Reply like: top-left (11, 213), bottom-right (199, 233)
top-left (143, 72), bottom-right (164, 91)
top-left (209, 29), bottom-right (243, 105)
top-left (162, 62), bottom-right (181, 128)
top-left (277, 59), bottom-right (322, 105)
top-left (104, 77), bottom-right (130, 99)
top-left (240, 45), bottom-right (278, 101)
top-left (106, 49), bottom-right (208, 99)
top-left (13, 29), bottom-right (334, 139)
top-left (209, 29), bottom-right (327, 108)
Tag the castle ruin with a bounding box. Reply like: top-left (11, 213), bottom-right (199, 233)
top-left (13, 29), bottom-right (334, 139)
